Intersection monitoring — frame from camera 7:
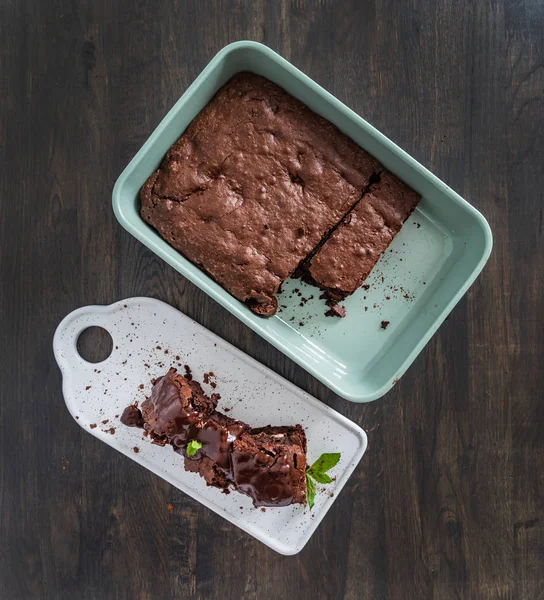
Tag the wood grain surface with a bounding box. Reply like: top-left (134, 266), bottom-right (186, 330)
top-left (1, 1), bottom-right (542, 598)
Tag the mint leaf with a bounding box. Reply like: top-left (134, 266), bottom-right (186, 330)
top-left (305, 452), bottom-right (341, 510)
top-left (186, 440), bottom-right (203, 457)
top-left (309, 452), bottom-right (341, 475)
top-left (306, 472), bottom-right (316, 510)
top-left (308, 470), bottom-right (332, 484)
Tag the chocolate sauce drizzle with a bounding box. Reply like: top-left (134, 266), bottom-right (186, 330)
top-left (120, 369), bottom-right (301, 507)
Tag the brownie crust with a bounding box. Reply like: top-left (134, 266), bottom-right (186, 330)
top-left (140, 72), bottom-right (380, 315)
top-left (304, 171), bottom-right (421, 299)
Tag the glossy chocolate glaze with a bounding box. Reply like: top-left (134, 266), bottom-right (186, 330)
top-left (142, 371), bottom-right (201, 436)
top-left (231, 450), bottom-right (293, 507)
top-left (121, 369), bottom-right (307, 507)
top-left (173, 412), bottom-right (247, 470)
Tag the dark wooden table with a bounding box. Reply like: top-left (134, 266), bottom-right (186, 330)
top-left (2, 1), bottom-right (542, 598)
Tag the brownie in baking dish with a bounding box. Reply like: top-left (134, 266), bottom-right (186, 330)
top-left (140, 72), bottom-right (380, 316)
top-left (303, 171), bottom-right (421, 301)
top-left (122, 368), bottom-right (308, 507)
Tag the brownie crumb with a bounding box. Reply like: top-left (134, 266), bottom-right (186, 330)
top-left (85, 386), bottom-right (91, 390)
top-left (261, 507), bottom-right (267, 512)
top-left (211, 382), bottom-right (217, 389)
top-left (325, 300), bottom-right (346, 318)
top-left (75, 416), bottom-right (79, 420)
top-left (139, 384), bottom-right (144, 390)
top-left (184, 365), bottom-right (193, 381)
top-left (89, 423), bottom-right (97, 429)
top-left (133, 447), bottom-right (140, 453)
top-left (167, 503), bottom-right (174, 512)
top-left (101, 419), bottom-right (109, 425)
top-left (175, 355), bottom-right (180, 360)
top-left (362, 284), bottom-right (370, 291)
top-left (381, 321), bottom-right (390, 330)
top-left (203, 373), bottom-right (210, 384)
top-left (108, 427), bottom-right (116, 435)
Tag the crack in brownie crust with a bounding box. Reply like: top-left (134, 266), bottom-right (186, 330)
top-left (304, 171), bottom-right (421, 299)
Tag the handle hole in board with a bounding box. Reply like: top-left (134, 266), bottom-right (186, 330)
top-left (76, 327), bottom-right (113, 363)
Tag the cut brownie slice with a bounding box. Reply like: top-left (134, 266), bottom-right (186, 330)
top-left (304, 171), bottom-right (421, 301)
top-left (140, 72), bottom-right (380, 316)
top-left (123, 369), bottom-right (309, 507)
top-left (140, 368), bottom-right (218, 442)
top-left (180, 411), bottom-right (249, 491)
top-left (231, 425), bottom-right (307, 507)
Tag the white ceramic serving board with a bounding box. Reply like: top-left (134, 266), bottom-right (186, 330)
top-left (53, 297), bottom-right (367, 555)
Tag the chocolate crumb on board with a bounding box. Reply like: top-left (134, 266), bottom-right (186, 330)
top-left (156, 345), bottom-right (162, 350)
top-left (139, 384), bottom-right (144, 390)
top-left (89, 423), bottom-right (97, 429)
top-left (210, 382), bottom-right (217, 389)
top-left (133, 447), bottom-right (140, 453)
top-left (85, 386), bottom-right (91, 390)
top-left (101, 419), bottom-right (109, 425)
top-left (203, 373), bottom-right (210, 384)
top-left (108, 427), bottom-right (116, 435)
top-left (381, 321), bottom-right (390, 330)
top-left (184, 364), bottom-right (193, 380)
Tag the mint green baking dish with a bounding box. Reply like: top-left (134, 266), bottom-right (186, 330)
top-left (112, 41), bottom-right (492, 403)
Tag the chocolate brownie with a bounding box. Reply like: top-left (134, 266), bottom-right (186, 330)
top-left (181, 411), bottom-right (249, 491)
top-left (231, 425), bottom-right (307, 507)
top-left (140, 368), bottom-right (218, 441)
top-left (140, 72), bottom-right (380, 316)
top-left (122, 368), bottom-right (308, 507)
top-left (303, 171), bottom-right (420, 300)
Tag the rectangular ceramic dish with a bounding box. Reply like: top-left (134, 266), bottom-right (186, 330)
top-left (112, 41), bottom-right (492, 402)
top-left (53, 297), bottom-right (367, 555)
